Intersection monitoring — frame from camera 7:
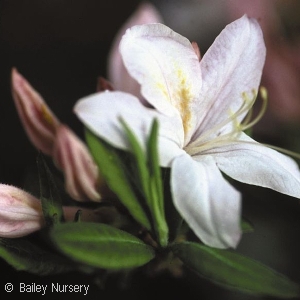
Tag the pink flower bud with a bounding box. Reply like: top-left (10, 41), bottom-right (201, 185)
top-left (11, 68), bottom-right (60, 155)
top-left (0, 184), bottom-right (45, 238)
top-left (53, 125), bottom-right (102, 202)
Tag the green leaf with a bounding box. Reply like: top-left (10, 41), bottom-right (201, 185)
top-left (36, 152), bottom-right (64, 226)
top-left (0, 237), bottom-right (74, 275)
top-left (49, 222), bottom-right (155, 270)
top-left (147, 120), bottom-right (164, 212)
top-left (146, 119), bottom-right (168, 247)
top-left (241, 219), bottom-right (254, 233)
top-left (171, 241), bottom-right (300, 298)
top-left (161, 168), bottom-right (183, 242)
top-left (120, 118), bottom-right (150, 200)
top-left (120, 119), bottom-right (168, 247)
top-left (85, 129), bottom-right (151, 230)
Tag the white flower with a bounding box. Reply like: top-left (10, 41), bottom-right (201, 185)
top-left (74, 16), bottom-right (300, 248)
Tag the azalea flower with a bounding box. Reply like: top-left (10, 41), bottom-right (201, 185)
top-left (74, 15), bottom-right (300, 249)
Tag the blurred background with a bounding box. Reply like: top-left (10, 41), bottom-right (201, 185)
top-left (1, 0), bottom-right (300, 299)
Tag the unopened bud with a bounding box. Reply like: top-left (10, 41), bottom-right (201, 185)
top-left (0, 184), bottom-right (45, 238)
top-left (53, 125), bottom-right (102, 202)
top-left (11, 68), bottom-right (60, 155)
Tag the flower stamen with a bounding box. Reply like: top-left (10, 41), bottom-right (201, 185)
top-left (185, 87), bottom-right (267, 156)
top-left (239, 87), bottom-right (268, 131)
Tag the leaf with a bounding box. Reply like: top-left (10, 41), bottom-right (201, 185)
top-left (120, 119), bottom-right (168, 247)
top-left (171, 241), bottom-right (300, 298)
top-left (120, 118), bottom-right (150, 199)
top-left (85, 128), bottom-right (151, 230)
top-left (146, 119), bottom-right (168, 247)
top-left (161, 168), bottom-right (183, 242)
top-left (0, 237), bottom-right (74, 276)
top-left (49, 222), bottom-right (155, 270)
top-left (36, 152), bottom-right (64, 226)
top-left (241, 219), bottom-right (254, 233)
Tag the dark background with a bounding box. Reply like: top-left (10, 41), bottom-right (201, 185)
top-left (1, 1), bottom-right (300, 299)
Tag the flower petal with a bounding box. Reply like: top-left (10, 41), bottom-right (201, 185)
top-left (171, 154), bottom-right (242, 249)
top-left (74, 91), bottom-right (185, 167)
top-left (108, 2), bottom-right (163, 98)
top-left (11, 68), bottom-right (60, 155)
top-left (210, 133), bottom-right (300, 199)
top-left (193, 15), bottom-right (266, 140)
top-left (120, 23), bottom-right (202, 142)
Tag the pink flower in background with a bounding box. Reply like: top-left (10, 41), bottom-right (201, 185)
top-left (107, 1), bottom-right (163, 96)
top-left (227, 0), bottom-right (300, 122)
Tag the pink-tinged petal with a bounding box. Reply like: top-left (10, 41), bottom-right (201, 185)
top-left (108, 2), bottom-right (163, 98)
top-left (193, 15), bottom-right (266, 140)
top-left (120, 23), bottom-right (202, 142)
top-left (209, 133), bottom-right (300, 199)
top-left (74, 91), bottom-right (185, 167)
top-left (96, 77), bottom-right (114, 92)
top-left (11, 68), bottom-right (60, 155)
top-left (0, 184), bottom-right (45, 238)
top-left (52, 125), bottom-right (101, 202)
top-left (171, 154), bottom-right (242, 249)
top-left (191, 41), bottom-right (201, 61)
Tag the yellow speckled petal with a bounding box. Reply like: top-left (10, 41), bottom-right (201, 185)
top-left (120, 23), bottom-right (202, 143)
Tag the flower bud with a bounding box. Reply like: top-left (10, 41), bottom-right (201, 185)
top-left (53, 125), bottom-right (102, 201)
top-left (11, 68), bottom-right (60, 155)
top-left (0, 184), bottom-right (45, 238)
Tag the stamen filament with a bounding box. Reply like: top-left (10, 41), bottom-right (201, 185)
top-left (261, 143), bottom-right (300, 161)
top-left (185, 87), bottom-right (270, 156)
top-left (200, 139), bottom-right (300, 162)
top-left (240, 87), bottom-right (268, 131)
top-left (186, 89), bottom-right (258, 152)
top-left (184, 86), bottom-right (300, 162)
top-left (187, 131), bottom-right (241, 156)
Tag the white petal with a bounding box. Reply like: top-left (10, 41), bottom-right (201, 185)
top-left (193, 15), bottom-right (266, 140)
top-left (120, 23), bottom-right (202, 142)
top-left (171, 154), bottom-right (242, 249)
top-left (74, 91), bottom-right (185, 167)
top-left (108, 2), bottom-right (163, 98)
top-left (211, 133), bottom-right (300, 199)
